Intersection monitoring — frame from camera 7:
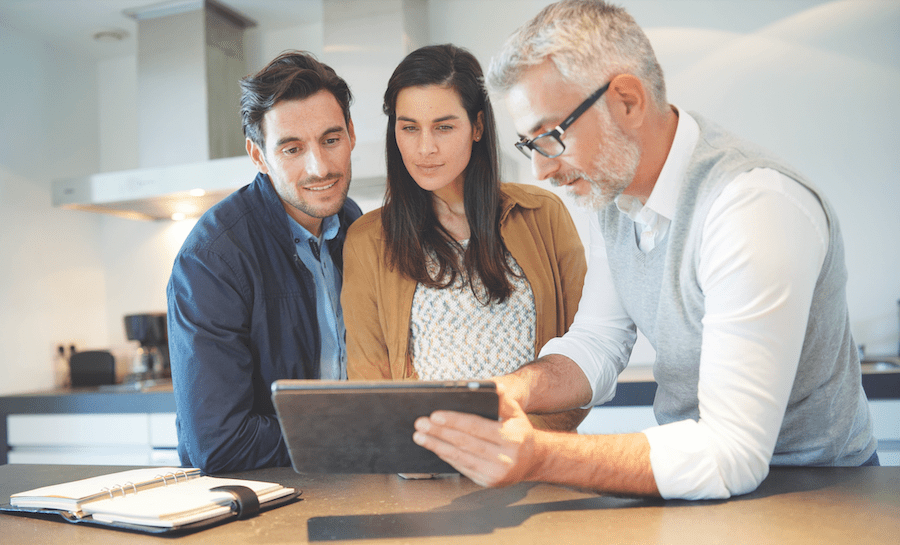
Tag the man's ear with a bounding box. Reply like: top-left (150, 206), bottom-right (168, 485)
top-left (608, 74), bottom-right (648, 130)
top-left (347, 117), bottom-right (357, 151)
top-left (246, 138), bottom-right (269, 174)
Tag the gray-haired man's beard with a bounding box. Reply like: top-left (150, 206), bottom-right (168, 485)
top-left (552, 126), bottom-right (641, 210)
top-left (550, 169), bottom-right (628, 210)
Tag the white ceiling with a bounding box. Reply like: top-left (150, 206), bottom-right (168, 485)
top-left (0, 0), bottom-right (324, 60)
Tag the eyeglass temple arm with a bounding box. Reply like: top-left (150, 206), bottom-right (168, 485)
top-left (557, 81), bottom-right (612, 134)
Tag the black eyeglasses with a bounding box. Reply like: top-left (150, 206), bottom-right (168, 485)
top-left (515, 81), bottom-right (611, 159)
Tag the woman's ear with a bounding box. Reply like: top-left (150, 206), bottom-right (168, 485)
top-left (474, 110), bottom-right (485, 142)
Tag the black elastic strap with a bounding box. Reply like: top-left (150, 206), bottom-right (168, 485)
top-left (209, 485), bottom-right (261, 519)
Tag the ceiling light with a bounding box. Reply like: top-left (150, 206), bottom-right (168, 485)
top-left (93, 29), bottom-right (128, 43)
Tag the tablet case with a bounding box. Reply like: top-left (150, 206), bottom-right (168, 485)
top-left (271, 380), bottom-right (499, 474)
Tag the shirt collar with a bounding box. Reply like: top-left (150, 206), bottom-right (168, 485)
top-left (618, 107), bottom-right (699, 221)
top-left (287, 212), bottom-right (341, 244)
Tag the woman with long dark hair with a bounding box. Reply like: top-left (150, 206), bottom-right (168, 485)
top-left (342, 44), bottom-right (585, 398)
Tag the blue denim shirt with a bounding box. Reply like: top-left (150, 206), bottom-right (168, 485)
top-left (167, 172), bottom-right (361, 473)
top-left (288, 214), bottom-right (346, 380)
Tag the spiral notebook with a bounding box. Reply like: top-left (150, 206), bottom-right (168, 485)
top-left (1, 467), bottom-right (299, 534)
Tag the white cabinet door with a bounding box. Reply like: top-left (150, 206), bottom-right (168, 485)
top-left (149, 413), bottom-right (178, 448)
top-left (869, 400), bottom-right (900, 466)
top-left (577, 406), bottom-right (657, 435)
top-left (6, 413), bottom-right (178, 466)
top-left (8, 414), bottom-right (150, 446)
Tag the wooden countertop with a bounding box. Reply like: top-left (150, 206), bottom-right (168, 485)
top-left (0, 464), bottom-right (897, 544)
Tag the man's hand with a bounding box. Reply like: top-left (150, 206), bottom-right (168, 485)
top-left (491, 373), bottom-right (531, 410)
top-left (414, 381), bottom-right (660, 497)
top-left (492, 358), bottom-right (591, 433)
top-left (412, 383), bottom-right (540, 488)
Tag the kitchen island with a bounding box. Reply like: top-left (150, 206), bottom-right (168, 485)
top-left (0, 464), bottom-right (898, 544)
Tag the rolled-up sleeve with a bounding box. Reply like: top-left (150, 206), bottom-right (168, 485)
top-left (646, 169), bottom-right (828, 499)
top-left (539, 213), bottom-right (637, 408)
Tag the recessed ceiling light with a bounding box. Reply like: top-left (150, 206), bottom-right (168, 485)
top-left (93, 29), bottom-right (128, 43)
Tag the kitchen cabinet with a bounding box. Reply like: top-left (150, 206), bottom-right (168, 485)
top-left (578, 368), bottom-right (900, 466)
top-left (576, 369), bottom-right (658, 434)
top-left (0, 386), bottom-right (177, 466)
top-left (577, 405), bottom-right (657, 435)
top-left (579, 399), bottom-right (900, 466)
top-left (6, 413), bottom-right (178, 466)
top-left (868, 400), bottom-right (900, 466)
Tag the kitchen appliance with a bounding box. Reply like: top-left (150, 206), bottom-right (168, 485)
top-left (124, 313), bottom-right (169, 380)
top-left (49, 0), bottom-right (390, 221)
top-left (69, 350), bottom-right (117, 387)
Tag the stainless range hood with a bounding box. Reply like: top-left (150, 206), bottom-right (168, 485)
top-left (53, 156), bottom-right (259, 221)
top-left (53, 0), bottom-right (413, 221)
top-left (53, 0), bottom-right (258, 221)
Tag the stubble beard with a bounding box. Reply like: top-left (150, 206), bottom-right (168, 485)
top-left (551, 118), bottom-right (641, 211)
top-left (284, 164), bottom-right (353, 220)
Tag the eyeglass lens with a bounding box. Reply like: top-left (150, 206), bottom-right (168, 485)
top-left (516, 134), bottom-right (564, 159)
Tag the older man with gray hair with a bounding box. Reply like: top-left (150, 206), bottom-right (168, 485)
top-left (413, 0), bottom-right (877, 500)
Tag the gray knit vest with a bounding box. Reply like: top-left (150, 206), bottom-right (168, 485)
top-left (599, 113), bottom-right (875, 466)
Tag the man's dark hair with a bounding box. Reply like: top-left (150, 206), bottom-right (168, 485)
top-left (240, 50), bottom-right (353, 149)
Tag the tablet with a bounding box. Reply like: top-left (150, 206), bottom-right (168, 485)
top-left (271, 379), bottom-right (499, 474)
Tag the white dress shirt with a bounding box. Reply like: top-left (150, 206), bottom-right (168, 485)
top-left (540, 110), bottom-right (829, 499)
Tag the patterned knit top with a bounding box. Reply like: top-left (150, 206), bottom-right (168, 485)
top-left (409, 241), bottom-right (536, 380)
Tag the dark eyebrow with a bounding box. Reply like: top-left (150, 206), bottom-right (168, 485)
top-left (321, 125), bottom-right (345, 137)
top-left (274, 136), bottom-right (299, 148)
top-left (274, 126), bottom-right (345, 148)
top-left (397, 115), bottom-right (460, 123)
top-left (522, 116), bottom-right (553, 139)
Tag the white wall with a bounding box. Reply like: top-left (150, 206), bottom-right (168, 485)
top-left (653, 0), bottom-right (900, 358)
top-left (0, 22), bottom-right (109, 394)
top-left (431, 0), bottom-right (900, 362)
top-left (0, 0), bottom-right (897, 395)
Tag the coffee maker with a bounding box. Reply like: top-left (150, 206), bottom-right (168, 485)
top-left (124, 312), bottom-right (170, 380)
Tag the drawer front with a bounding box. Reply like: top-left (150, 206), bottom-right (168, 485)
top-left (7, 446), bottom-right (154, 466)
top-left (149, 413), bottom-right (178, 448)
top-left (7, 414), bottom-right (150, 447)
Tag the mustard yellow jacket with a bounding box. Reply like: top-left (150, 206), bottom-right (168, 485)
top-left (342, 183), bottom-right (587, 380)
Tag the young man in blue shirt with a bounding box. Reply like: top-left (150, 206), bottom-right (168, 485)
top-left (167, 51), bottom-right (362, 473)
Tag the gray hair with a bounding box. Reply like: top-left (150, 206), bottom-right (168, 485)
top-left (487, 0), bottom-right (667, 112)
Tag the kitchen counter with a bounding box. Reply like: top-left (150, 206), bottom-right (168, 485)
top-left (0, 382), bottom-right (176, 465)
top-left (0, 377), bottom-right (660, 464)
top-left (0, 464), bottom-right (898, 544)
top-left (2, 368), bottom-right (898, 464)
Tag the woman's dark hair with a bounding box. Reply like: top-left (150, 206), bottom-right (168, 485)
top-left (240, 50), bottom-right (353, 149)
top-left (382, 44), bottom-right (514, 304)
